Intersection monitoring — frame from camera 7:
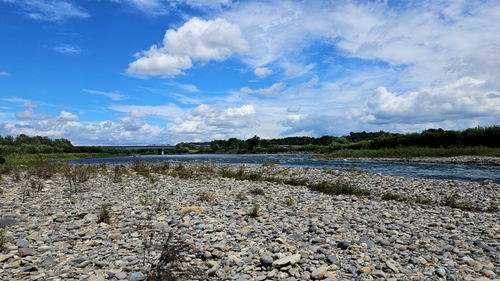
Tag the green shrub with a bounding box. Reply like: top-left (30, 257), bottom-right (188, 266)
top-left (249, 202), bottom-right (261, 217)
top-left (98, 204), bottom-right (111, 224)
top-left (196, 190), bottom-right (214, 203)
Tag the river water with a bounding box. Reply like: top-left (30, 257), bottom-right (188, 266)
top-left (67, 154), bottom-right (500, 183)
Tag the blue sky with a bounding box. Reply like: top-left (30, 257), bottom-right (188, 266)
top-left (1, 0), bottom-right (500, 145)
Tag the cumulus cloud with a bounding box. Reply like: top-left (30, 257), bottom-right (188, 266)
top-left (254, 67), bottom-right (273, 78)
top-left (360, 77), bottom-right (500, 125)
top-left (84, 89), bottom-right (129, 101)
top-left (116, 114), bottom-right (146, 131)
top-left (167, 104), bottom-right (258, 134)
top-left (127, 17), bottom-right (249, 77)
top-left (240, 82), bottom-right (285, 97)
top-left (57, 110), bottom-right (78, 122)
top-left (15, 108), bottom-right (52, 120)
top-left (4, 0), bottom-right (90, 22)
top-left (279, 113), bottom-right (342, 136)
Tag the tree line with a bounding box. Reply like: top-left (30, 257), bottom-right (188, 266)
top-left (179, 125), bottom-right (500, 154)
top-left (1, 125), bottom-right (499, 155)
top-left (0, 134), bottom-right (125, 155)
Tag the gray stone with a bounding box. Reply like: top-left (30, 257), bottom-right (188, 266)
top-left (272, 254), bottom-right (301, 268)
top-left (372, 270), bottom-right (387, 278)
top-left (337, 241), bottom-right (349, 250)
top-left (0, 217), bottom-right (18, 228)
top-left (17, 248), bottom-right (37, 257)
top-left (326, 255), bottom-right (340, 266)
top-left (128, 272), bottom-right (145, 281)
top-left (16, 239), bottom-right (30, 248)
top-left (359, 237), bottom-right (375, 248)
top-left (115, 272), bottom-right (127, 279)
top-left (260, 255), bottom-right (274, 266)
top-left (311, 266), bottom-right (328, 279)
top-left (436, 267), bottom-right (446, 277)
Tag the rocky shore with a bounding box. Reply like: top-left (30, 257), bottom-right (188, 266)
top-left (0, 161), bottom-right (499, 281)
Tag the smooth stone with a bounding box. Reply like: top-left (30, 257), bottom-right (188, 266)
top-left (66, 224), bottom-right (81, 230)
top-left (386, 259), bottom-right (399, 273)
top-left (272, 254), bottom-right (301, 268)
top-left (21, 266), bottom-right (38, 272)
top-left (326, 255), bottom-right (341, 266)
top-left (359, 237), bottom-right (375, 248)
top-left (260, 255), bottom-right (274, 266)
top-left (115, 272), bottom-right (127, 279)
top-left (372, 270), bottom-right (387, 278)
top-left (17, 248), bottom-right (37, 257)
top-left (436, 267), bottom-right (446, 277)
top-left (311, 266), bottom-right (328, 280)
top-left (84, 214), bottom-right (98, 221)
top-left (337, 241), bottom-right (349, 250)
top-left (16, 239), bottom-right (30, 248)
top-left (128, 272), bottom-right (145, 281)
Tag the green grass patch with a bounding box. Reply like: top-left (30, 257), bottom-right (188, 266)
top-left (308, 180), bottom-right (371, 196)
top-left (322, 146), bottom-right (500, 159)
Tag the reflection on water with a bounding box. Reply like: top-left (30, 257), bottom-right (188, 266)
top-left (67, 154), bottom-right (500, 183)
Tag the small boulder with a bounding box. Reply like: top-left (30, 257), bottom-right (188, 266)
top-left (181, 206), bottom-right (203, 214)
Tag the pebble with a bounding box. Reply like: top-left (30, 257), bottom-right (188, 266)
top-left (0, 161), bottom-right (498, 280)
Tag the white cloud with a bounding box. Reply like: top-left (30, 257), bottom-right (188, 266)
top-left (83, 89), bottom-right (129, 101)
top-left (57, 110), bottom-right (78, 122)
top-left (285, 67), bottom-right (300, 77)
top-left (360, 77), bottom-right (500, 125)
top-left (5, 0), bottom-right (90, 22)
top-left (240, 82), bottom-right (285, 97)
top-left (0, 71), bottom-right (10, 76)
top-left (52, 45), bottom-right (84, 56)
top-left (254, 67), bottom-right (273, 78)
top-left (23, 102), bottom-right (40, 109)
top-left (167, 104), bottom-right (258, 134)
top-left (286, 105), bottom-right (301, 113)
top-left (127, 17), bottom-right (249, 77)
top-left (164, 81), bottom-right (200, 92)
top-left (108, 104), bottom-right (184, 120)
top-left (15, 108), bottom-right (52, 120)
top-left (175, 0), bottom-right (235, 10)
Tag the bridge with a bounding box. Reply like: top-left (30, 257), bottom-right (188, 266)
top-left (104, 145), bottom-right (176, 155)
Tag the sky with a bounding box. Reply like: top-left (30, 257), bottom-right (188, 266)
top-left (1, 0), bottom-right (500, 145)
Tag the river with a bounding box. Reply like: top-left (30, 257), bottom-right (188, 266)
top-left (66, 154), bottom-right (500, 183)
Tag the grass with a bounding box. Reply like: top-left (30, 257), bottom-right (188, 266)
top-left (322, 146), bottom-right (500, 159)
top-left (98, 204), bottom-right (111, 224)
top-left (0, 229), bottom-right (6, 251)
top-left (196, 190), bottom-right (215, 203)
top-left (146, 231), bottom-right (205, 281)
top-left (307, 180), bottom-right (371, 196)
top-left (249, 201), bottom-right (261, 217)
top-left (249, 187), bottom-right (265, 195)
top-left (284, 197), bottom-right (295, 206)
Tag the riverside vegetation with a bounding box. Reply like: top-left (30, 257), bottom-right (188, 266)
top-left (0, 159), bottom-right (499, 280)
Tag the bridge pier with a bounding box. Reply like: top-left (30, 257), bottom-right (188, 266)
top-left (157, 149), bottom-right (164, 155)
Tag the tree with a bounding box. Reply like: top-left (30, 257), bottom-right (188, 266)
top-left (246, 135), bottom-right (260, 151)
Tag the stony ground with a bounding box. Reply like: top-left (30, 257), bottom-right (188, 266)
top-left (0, 161), bottom-right (499, 281)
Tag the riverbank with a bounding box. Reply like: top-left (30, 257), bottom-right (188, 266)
top-left (0, 163), bottom-right (499, 280)
top-left (339, 156), bottom-right (500, 166)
